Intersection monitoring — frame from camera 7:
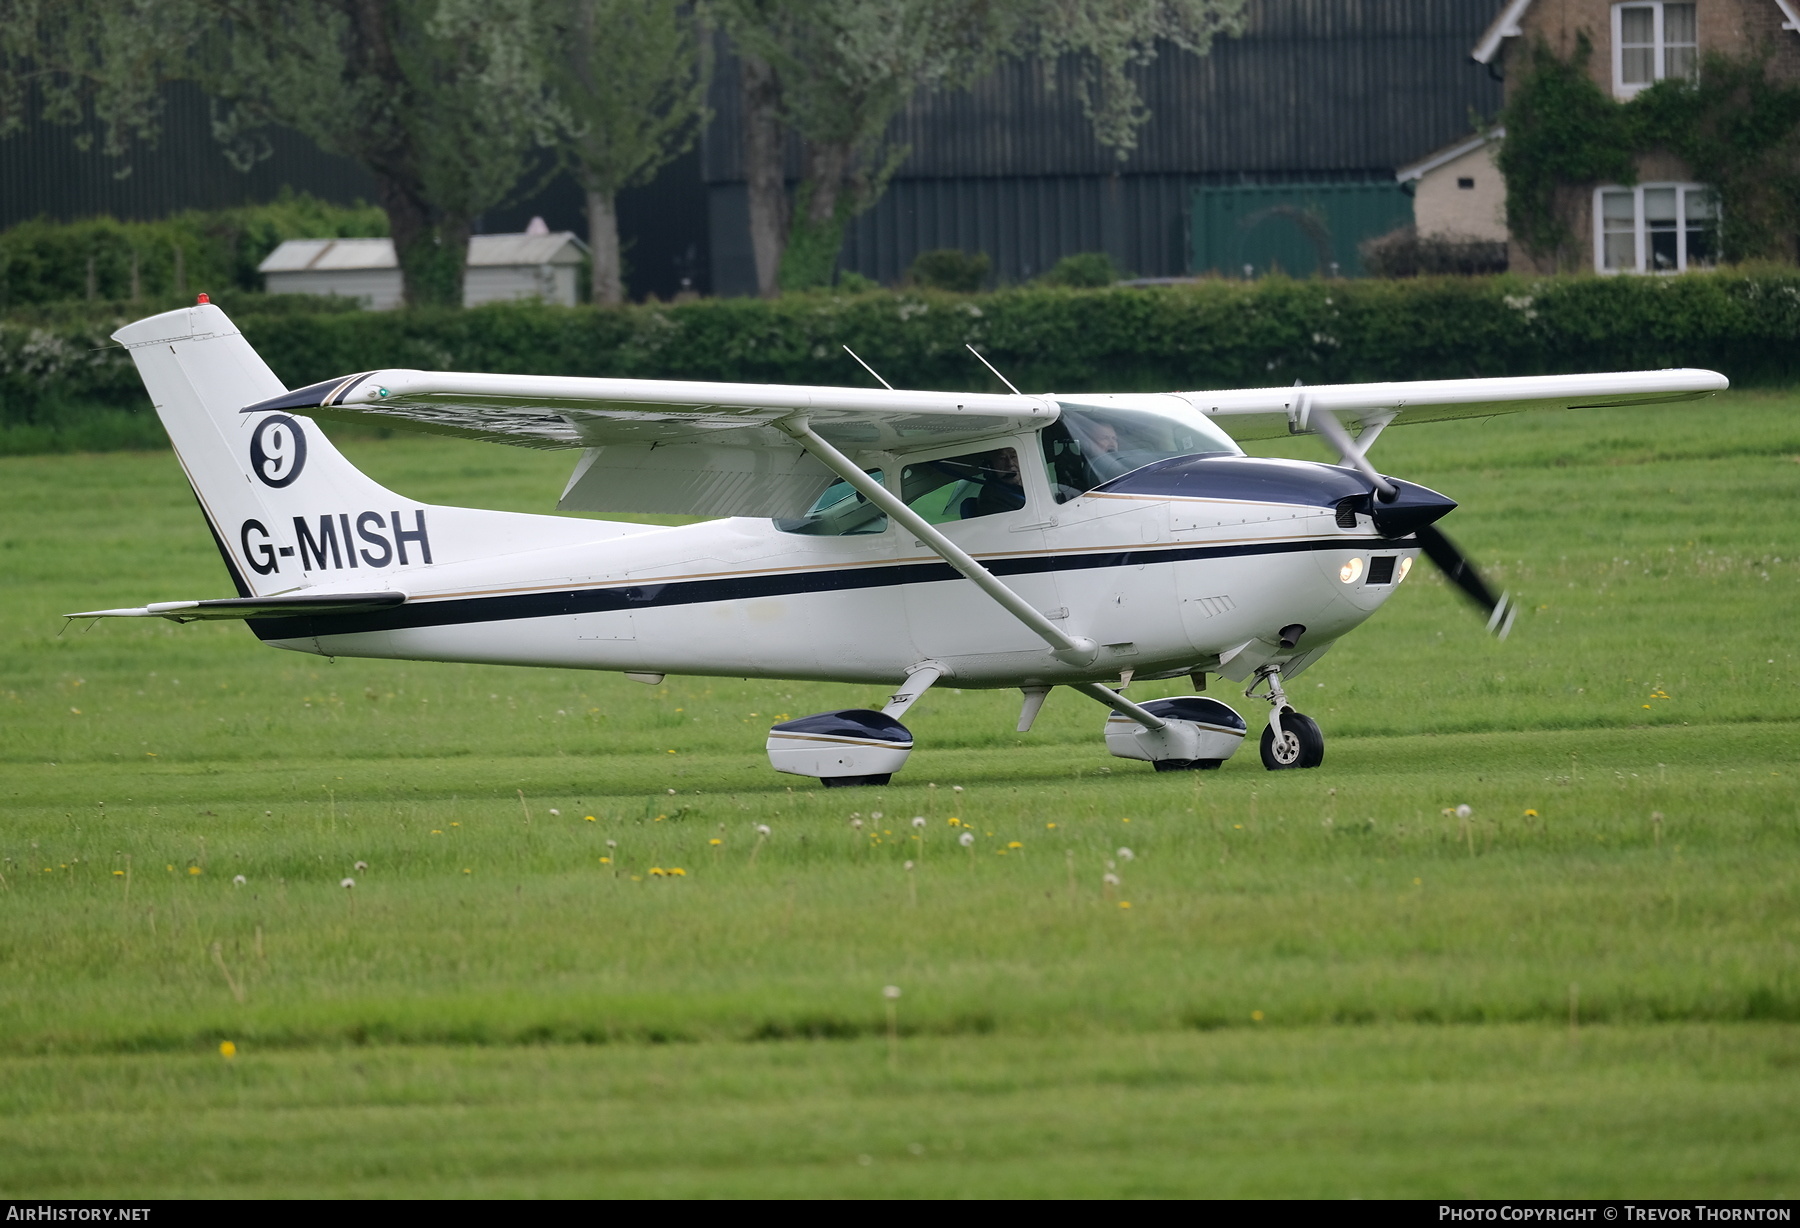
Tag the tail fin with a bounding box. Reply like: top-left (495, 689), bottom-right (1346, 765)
top-left (114, 303), bottom-right (432, 597)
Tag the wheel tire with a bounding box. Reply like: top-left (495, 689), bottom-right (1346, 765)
top-left (822, 773), bottom-right (892, 788)
top-left (1260, 713), bottom-right (1324, 770)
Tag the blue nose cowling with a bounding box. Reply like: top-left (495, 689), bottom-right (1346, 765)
top-left (1368, 479), bottom-right (1458, 538)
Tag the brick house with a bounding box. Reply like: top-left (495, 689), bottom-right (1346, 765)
top-left (1472, 0), bottom-right (1800, 272)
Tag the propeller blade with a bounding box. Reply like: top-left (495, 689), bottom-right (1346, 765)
top-left (1413, 524), bottom-right (1516, 639)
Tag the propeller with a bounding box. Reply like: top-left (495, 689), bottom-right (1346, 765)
top-left (1413, 524), bottom-right (1517, 640)
top-left (1298, 391), bottom-right (1516, 640)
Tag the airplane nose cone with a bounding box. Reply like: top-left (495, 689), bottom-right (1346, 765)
top-left (1369, 479), bottom-right (1458, 538)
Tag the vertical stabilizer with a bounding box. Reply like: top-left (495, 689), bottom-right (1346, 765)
top-left (114, 304), bottom-right (427, 597)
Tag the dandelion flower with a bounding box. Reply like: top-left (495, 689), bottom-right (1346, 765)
top-left (548, 808), bottom-right (561, 816)
top-left (904, 860), bottom-right (915, 871)
top-left (112, 870), bottom-right (124, 877)
top-left (1252, 1010), bottom-right (1265, 1022)
top-left (1103, 872), bottom-right (1120, 886)
top-left (952, 786), bottom-right (963, 793)
top-left (232, 874), bottom-right (247, 886)
top-left (462, 868), bottom-right (471, 875)
top-left (585, 815), bottom-right (597, 822)
top-left (1413, 877), bottom-right (1423, 886)
top-left (756, 824), bottom-right (771, 836)
top-left (1524, 809), bottom-right (1539, 818)
top-left (947, 817), bottom-right (961, 827)
top-left (451, 822), bottom-right (460, 827)
top-left (871, 812), bottom-right (883, 821)
top-left (911, 816), bottom-right (925, 829)
top-left (606, 839), bottom-right (618, 848)
top-left (958, 832), bottom-right (974, 847)
top-left (340, 877), bottom-right (355, 889)
top-left (188, 866), bottom-right (202, 876)
top-left (219, 1041), bottom-right (237, 1059)
top-left (883, 985), bottom-right (901, 1000)
top-left (599, 856), bottom-right (612, 865)
top-left (354, 860), bottom-right (368, 871)
top-left (1007, 841), bottom-right (1023, 850)
top-left (1116, 847), bottom-right (1134, 861)
top-left (1455, 804), bottom-right (1473, 819)
top-left (1046, 822), bottom-right (1057, 829)
top-left (709, 838), bottom-right (722, 846)
top-left (670, 867), bottom-right (687, 877)
top-left (650, 867), bottom-right (666, 877)
top-left (431, 830), bottom-right (443, 835)
top-left (1118, 901), bottom-right (1132, 909)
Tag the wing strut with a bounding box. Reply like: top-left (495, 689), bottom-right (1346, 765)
top-left (775, 416), bottom-right (1101, 670)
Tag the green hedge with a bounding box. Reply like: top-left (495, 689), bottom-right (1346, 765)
top-left (4, 269), bottom-right (1797, 453)
top-left (0, 192), bottom-right (387, 310)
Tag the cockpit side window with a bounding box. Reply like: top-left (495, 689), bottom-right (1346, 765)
top-left (1042, 405), bottom-right (1238, 501)
top-left (901, 448), bottom-right (1025, 525)
top-left (774, 470), bottom-right (887, 536)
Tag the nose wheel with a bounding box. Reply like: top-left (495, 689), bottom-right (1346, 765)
top-left (1249, 666), bottom-right (1325, 770)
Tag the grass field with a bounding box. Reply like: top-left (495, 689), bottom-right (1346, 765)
top-left (1, 391), bottom-right (1798, 1197)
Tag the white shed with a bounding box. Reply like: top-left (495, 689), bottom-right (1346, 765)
top-left (258, 228), bottom-right (589, 309)
top-left (464, 232), bottom-right (588, 307)
top-left (258, 238), bottom-right (403, 309)
top-left (1396, 129), bottom-right (1508, 243)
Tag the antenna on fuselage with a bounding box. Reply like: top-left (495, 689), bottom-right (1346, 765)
top-left (842, 344), bottom-right (894, 390)
top-left (966, 343), bottom-right (1022, 395)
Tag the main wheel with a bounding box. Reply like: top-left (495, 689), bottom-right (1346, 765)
top-left (822, 773), bottom-right (892, 788)
top-left (1260, 713), bottom-right (1324, 770)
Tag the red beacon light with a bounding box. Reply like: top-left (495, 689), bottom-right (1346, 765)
top-left (196, 292), bottom-right (210, 304)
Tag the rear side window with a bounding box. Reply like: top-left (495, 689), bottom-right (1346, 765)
top-left (774, 470), bottom-right (887, 536)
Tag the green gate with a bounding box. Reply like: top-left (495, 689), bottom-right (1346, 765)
top-left (1189, 182), bottom-right (1414, 278)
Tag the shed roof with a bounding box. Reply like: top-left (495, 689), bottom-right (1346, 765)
top-left (259, 232), bottom-right (589, 275)
top-left (468, 233), bottom-right (588, 267)
top-left (1397, 128), bottom-right (1504, 181)
top-left (258, 238), bottom-right (396, 273)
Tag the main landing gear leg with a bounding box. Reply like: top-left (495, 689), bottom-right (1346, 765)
top-left (1249, 665), bottom-right (1324, 770)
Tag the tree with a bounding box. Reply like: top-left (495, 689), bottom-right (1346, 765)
top-left (4, 0), bottom-right (558, 307)
top-left (539, 0), bottom-right (708, 305)
top-left (718, 0), bottom-right (1247, 296)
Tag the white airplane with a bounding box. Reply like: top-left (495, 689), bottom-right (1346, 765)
top-left (71, 300), bottom-right (1726, 784)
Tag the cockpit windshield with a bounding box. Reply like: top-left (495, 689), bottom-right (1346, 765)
top-left (1041, 399), bottom-right (1241, 502)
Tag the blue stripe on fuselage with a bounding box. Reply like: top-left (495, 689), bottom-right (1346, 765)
top-left (247, 534), bottom-right (1410, 642)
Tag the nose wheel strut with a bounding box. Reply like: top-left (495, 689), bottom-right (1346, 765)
top-left (1248, 665), bottom-right (1324, 770)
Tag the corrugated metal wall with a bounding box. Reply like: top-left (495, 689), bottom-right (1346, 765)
top-left (0, 82), bottom-right (375, 228)
top-left (705, 0), bottom-right (1504, 291)
top-left (704, 0), bottom-right (1503, 183)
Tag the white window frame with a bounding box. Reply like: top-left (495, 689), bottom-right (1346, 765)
top-left (1592, 183), bottom-right (1718, 274)
top-left (1611, 2), bottom-right (1698, 97)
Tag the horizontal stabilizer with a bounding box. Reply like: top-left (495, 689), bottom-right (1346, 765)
top-left (68, 592), bottom-right (406, 623)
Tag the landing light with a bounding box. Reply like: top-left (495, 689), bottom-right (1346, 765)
top-left (1339, 557), bottom-right (1364, 584)
top-left (1397, 556), bottom-right (1414, 583)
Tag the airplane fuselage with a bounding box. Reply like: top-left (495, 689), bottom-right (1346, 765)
top-left (251, 448), bottom-right (1420, 691)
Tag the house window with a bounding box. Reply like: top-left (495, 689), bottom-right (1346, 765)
top-left (1614, 3), bottom-right (1697, 95)
top-left (1595, 184), bottom-right (1717, 273)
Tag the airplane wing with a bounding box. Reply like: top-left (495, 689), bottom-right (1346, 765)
top-left (67, 592), bottom-right (406, 623)
top-left (1169, 369), bottom-right (1729, 442)
top-left (242, 370), bottom-right (1056, 518)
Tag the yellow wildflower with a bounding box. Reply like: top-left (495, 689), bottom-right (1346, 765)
top-left (709, 838), bottom-right (722, 846)
top-left (1252, 1010), bottom-right (1265, 1022)
top-left (219, 1041), bottom-right (236, 1059)
top-left (1524, 809), bottom-right (1539, 818)
top-left (188, 866), bottom-right (201, 876)
top-left (1007, 841), bottom-right (1023, 849)
top-left (599, 856), bottom-right (612, 864)
top-left (650, 866), bottom-right (666, 876)
top-left (670, 867), bottom-right (687, 877)
top-left (1118, 901), bottom-right (1132, 909)
top-left (585, 815), bottom-right (597, 822)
